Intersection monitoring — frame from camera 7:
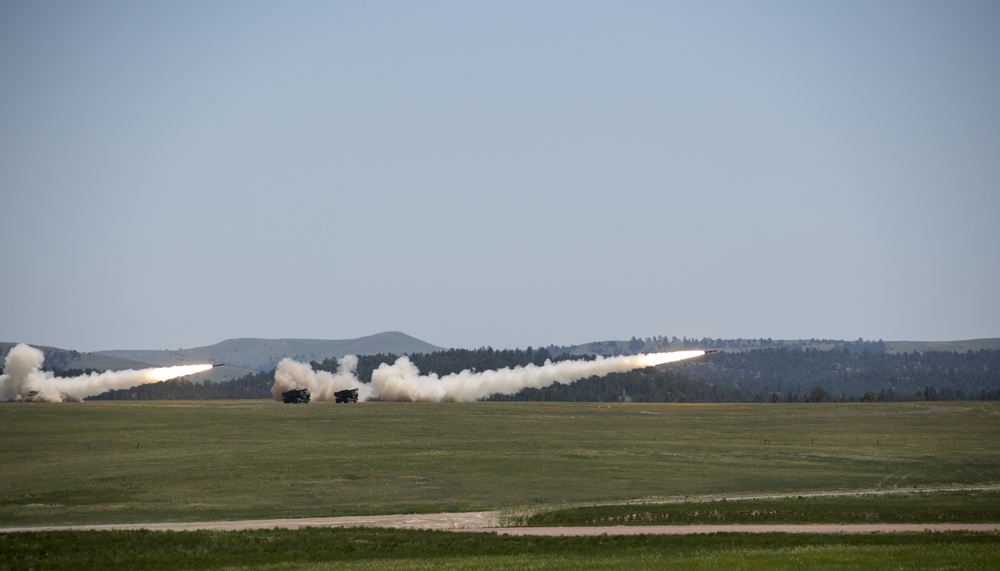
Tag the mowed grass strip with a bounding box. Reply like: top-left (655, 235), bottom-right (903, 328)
top-left (2, 401), bottom-right (999, 526)
top-left (527, 490), bottom-right (1000, 526)
top-left (1, 528), bottom-right (999, 571)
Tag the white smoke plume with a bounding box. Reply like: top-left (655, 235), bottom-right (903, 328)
top-left (0, 343), bottom-right (213, 402)
top-left (271, 354), bottom-right (376, 402)
top-left (271, 350), bottom-right (706, 403)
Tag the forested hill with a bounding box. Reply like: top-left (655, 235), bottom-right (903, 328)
top-left (673, 347), bottom-right (1000, 402)
top-left (548, 336), bottom-right (1000, 356)
top-left (89, 346), bottom-right (1000, 403)
top-left (91, 332), bottom-right (443, 372)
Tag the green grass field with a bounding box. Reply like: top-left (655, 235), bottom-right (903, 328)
top-left (3, 400), bottom-right (999, 569)
top-left (2, 528), bottom-right (999, 570)
top-left (527, 490), bottom-right (1000, 526)
top-left (2, 400), bottom-right (998, 527)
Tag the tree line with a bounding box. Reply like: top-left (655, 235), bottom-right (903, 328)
top-left (85, 345), bottom-right (999, 402)
top-left (673, 347), bottom-right (1000, 402)
top-left (547, 336), bottom-right (889, 356)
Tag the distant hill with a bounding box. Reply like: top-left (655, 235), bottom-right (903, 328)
top-left (0, 342), bottom-right (154, 372)
top-left (549, 337), bottom-right (1000, 357)
top-left (92, 331), bottom-right (444, 373)
top-left (93, 342), bottom-right (1000, 403)
top-left (5, 335), bottom-right (996, 388)
top-left (2, 332), bottom-right (443, 384)
top-left (884, 339), bottom-right (1000, 354)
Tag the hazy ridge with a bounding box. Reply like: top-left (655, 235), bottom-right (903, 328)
top-left (554, 337), bottom-right (1000, 357)
top-left (1, 332), bottom-right (444, 383)
top-left (2, 335), bottom-right (997, 383)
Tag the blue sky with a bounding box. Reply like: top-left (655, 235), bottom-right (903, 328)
top-left (1, 1), bottom-right (998, 351)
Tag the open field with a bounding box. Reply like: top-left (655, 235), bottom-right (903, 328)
top-left (2, 400), bottom-right (999, 527)
top-left (526, 489), bottom-right (1000, 526)
top-left (2, 528), bottom-right (999, 570)
top-left (3, 400), bottom-right (999, 569)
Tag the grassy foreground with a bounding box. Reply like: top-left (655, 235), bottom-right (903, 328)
top-left (2, 400), bottom-right (999, 526)
top-left (527, 490), bottom-right (1000, 526)
top-left (2, 528), bottom-right (999, 571)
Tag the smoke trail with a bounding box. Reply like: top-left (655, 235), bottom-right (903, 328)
top-left (0, 343), bottom-right (213, 402)
top-left (271, 350), bottom-right (706, 403)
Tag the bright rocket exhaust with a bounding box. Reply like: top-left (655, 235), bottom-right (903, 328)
top-left (0, 343), bottom-right (214, 402)
top-left (271, 350), bottom-right (707, 403)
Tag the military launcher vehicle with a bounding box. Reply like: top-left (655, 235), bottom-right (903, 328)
top-left (334, 388), bottom-right (359, 403)
top-left (281, 388), bottom-right (310, 403)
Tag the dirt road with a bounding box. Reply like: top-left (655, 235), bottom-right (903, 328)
top-left (4, 515), bottom-right (1000, 536)
top-left (4, 486), bottom-right (999, 535)
top-left (0, 512), bottom-right (501, 533)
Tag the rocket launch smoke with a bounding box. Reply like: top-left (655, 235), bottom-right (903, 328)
top-left (0, 343), bottom-right (214, 402)
top-left (271, 350), bottom-right (707, 403)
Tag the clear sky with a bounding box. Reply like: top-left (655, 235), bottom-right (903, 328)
top-left (1, 1), bottom-right (998, 352)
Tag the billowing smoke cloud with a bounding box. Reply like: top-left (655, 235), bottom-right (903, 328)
top-left (272, 350), bottom-right (706, 403)
top-left (0, 343), bottom-right (213, 402)
top-left (271, 354), bottom-right (376, 402)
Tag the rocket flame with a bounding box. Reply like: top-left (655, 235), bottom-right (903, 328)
top-left (636, 350), bottom-right (706, 367)
top-left (272, 350), bottom-right (707, 403)
top-left (147, 364), bottom-right (214, 382)
top-left (1, 343), bottom-right (215, 402)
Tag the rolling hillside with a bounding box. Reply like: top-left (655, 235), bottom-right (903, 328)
top-left (5, 334), bottom-right (995, 389)
top-left (0, 342), bottom-right (154, 372)
top-left (3, 332), bottom-right (443, 383)
top-left (551, 337), bottom-right (1000, 356)
top-left (92, 331), bottom-right (444, 372)
top-left (884, 339), bottom-right (1000, 353)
